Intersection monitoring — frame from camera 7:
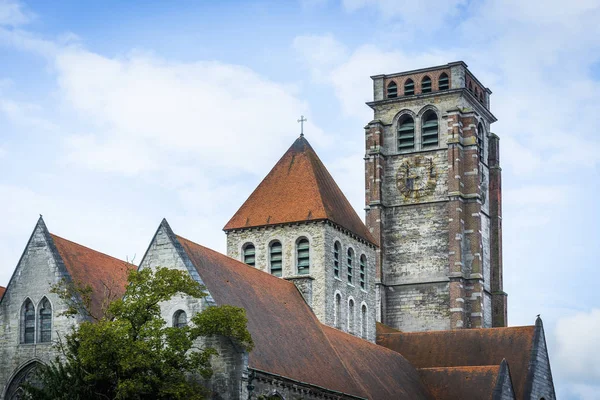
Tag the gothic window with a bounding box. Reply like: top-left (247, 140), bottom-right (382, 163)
top-left (397, 115), bottom-right (415, 151)
top-left (439, 73), bottom-right (449, 90)
top-left (421, 110), bottom-right (439, 147)
top-left (468, 81), bottom-right (473, 92)
top-left (477, 123), bottom-right (485, 162)
top-left (421, 76), bottom-right (432, 93)
top-left (404, 78), bottom-right (415, 95)
top-left (333, 241), bottom-right (341, 278)
top-left (387, 81), bottom-right (398, 98)
top-left (348, 299), bottom-right (355, 334)
top-left (297, 238), bottom-right (310, 275)
top-left (335, 293), bottom-right (341, 329)
top-left (361, 304), bottom-right (367, 339)
top-left (347, 248), bottom-right (354, 284)
top-left (243, 243), bottom-right (255, 266)
top-left (475, 87), bottom-right (480, 99)
top-left (21, 299), bottom-right (35, 344)
top-left (359, 255), bottom-right (366, 290)
top-left (173, 310), bottom-right (187, 328)
top-left (269, 241), bottom-right (282, 277)
top-left (38, 297), bottom-right (52, 343)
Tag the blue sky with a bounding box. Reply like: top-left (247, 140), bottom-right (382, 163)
top-left (1, 0), bottom-right (599, 398)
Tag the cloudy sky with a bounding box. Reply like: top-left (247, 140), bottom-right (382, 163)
top-left (1, 0), bottom-right (599, 397)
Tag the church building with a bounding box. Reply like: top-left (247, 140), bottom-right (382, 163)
top-left (0, 62), bottom-right (556, 399)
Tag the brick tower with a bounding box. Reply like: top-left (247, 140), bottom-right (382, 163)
top-left (364, 61), bottom-right (507, 331)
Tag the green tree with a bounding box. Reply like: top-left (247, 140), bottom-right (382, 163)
top-left (25, 267), bottom-right (253, 400)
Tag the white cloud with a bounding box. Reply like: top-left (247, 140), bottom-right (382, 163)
top-left (293, 34), bottom-right (347, 82)
top-left (555, 309), bottom-right (600, 385)
top-left (0, 0), bottom-right (32, 27)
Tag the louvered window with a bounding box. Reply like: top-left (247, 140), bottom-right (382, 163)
top-left (398, 115), bottom-right (415, 151)
top-left (173, 310), bottom-right (187, 328)
top-left (335, 293), bottom-right (341, 329)
top-left (333, 242), bottom-right (341, 278)
top-left (387, 81), bottom-right (397, 98)
top-left (297, 238), bottom-right (310, 275)
top-left (361, 304), bottom-right (367, 339)
top-left (477, 123), bottom-right (485, 162)
top-left (359, 255), bottom-right (366, 290)
top-left (404, 79), bottom-right (414, 95)
top-left (422, 111), bottom-right (439, 147)
top-left (348, 299), bottom-right (355, 334)
top-left (270, 241), bottom-right (282, 277)
top-left (468, 81), bottom-right (473, 92)
top-left (347, 249), bottom-right (354, 284)
top-left (422, 76), bottom-right (432, 93)
top-left (243, 244), bottom-right (255, 266)
top-left (39, 298), bottom-right (52, 343)
top-left (22, 299), bottom-right (35, 344)
top-left (439, 73), bottom-right (449, 90)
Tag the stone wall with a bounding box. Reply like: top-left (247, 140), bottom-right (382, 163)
top-left (0, 222), bottom-right (81, 400)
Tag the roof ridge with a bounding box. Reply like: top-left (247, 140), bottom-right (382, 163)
top-left (379, 325), bottom-right (536, 336)
top-left (418, 365), bottom-right (501, 371)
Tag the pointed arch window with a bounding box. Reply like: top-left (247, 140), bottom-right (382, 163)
top-left (477, 123), bottom-right (485, 162)
top-left (38, 298), bottom-right (52, 343)
top-left (397, 115), bottom-right (415, 151)
top-left (335, 293), bottom-right (341, 329)
top-left (347, 248), bottom-right (354, 284)
top-left (243, 243), bottom-right (255, 266)
top-left (404, 79), bottom-right (415, 95)
top-left (173, 310), bottom-right (187, 328)
top-left (361, 304), bottom-right (368, 339)
top-left (333, 241), bottom-right (341, 278)
top-left (387, 81), bottom-right (398, 98)
top-left (439, 73), bottom-right (449, 90)
top-left (348, 299), bottom-right (355, 334)
top-left (21, 299), bottom-right (35, 344)
top-left (422, 110), bottom-right (439, 147)
top-left (297, 238), bottom-right (310, 275)
top-left (269, 241), bottom-right (282, 277)
top-left (421, 76), bottom-right (432, 93)
top-left (359, 255), bottom-right (366, 290)
top-left (468, 81), bottom-right (473, 92)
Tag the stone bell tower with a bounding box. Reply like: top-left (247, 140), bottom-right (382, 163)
top-left (364, 61), bottom-right (507, 332)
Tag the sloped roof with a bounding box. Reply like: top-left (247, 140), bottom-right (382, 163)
top-left (0, 286), bottom-right (5, 300)
top-left (223, 136), bottom-right (376, 245)
top-left (176, 234), bottom-right (429, 399)
top-left (377, 325), bottom-right (535, 400)
top-left (51, 234), bottom-right (131, 318)
top-left (418, 365), bottom-right (506, 400)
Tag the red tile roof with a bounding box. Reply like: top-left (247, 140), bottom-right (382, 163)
top-left (418, 365), bottom-right (504, 400)
top-left (223, 136), bottom-right (376, 245)
top-left (51, 234), bottom-right (131, 319)
top-left (0, 286), bottom-right (5, 300)
top-left (176, 234), bottom-right (429, 399)
top-left (377, 325), bottom-right (535, 400)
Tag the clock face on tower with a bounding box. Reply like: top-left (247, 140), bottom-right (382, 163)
top-left (396, 156), bottom-right (437, 198)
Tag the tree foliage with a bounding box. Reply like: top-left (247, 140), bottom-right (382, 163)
top-left (25, 267), bottom-right (253, 400)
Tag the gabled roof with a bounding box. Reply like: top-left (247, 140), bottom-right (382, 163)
top-left (51, 234), bottom-right (131, 318)
top-left (377, 324), bottom-right (536, 400)
top-left (223, 136), bottom-right (376, 245)
top-left (417, 362), bottom-right (514, 400)
top-left (174, 232), bottom-right (429, 399)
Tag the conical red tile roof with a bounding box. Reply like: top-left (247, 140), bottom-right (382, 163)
top-left (224, 136), bottom-right (375, 244)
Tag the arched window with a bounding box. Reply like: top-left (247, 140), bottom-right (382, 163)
top-left (348, 299), bottom-right (355, 334)
top-left (269, 241), bottom-right (282, 277)
top-left (477, 123), bottom-right (485, 162)
top-left (297, 238), bottom-right (310, 275)
top-left (468, 81), bottom-right (473, 92)
top-left (173, 310), bottom-right (187, 328)
top-left (242, 243), bottom-right (255, 266)
top-left (475, 87), bottom-right (480, 99)
top-left (21, 299), bottom-right (35, 344)
top-left (387, 81), bottom-right (398, 98)
top-left (397, 115), bottom-right (415, 151)
top-left (404, 78), bottom-right (414, 96)
top-left (361, 304), bottom-right (367, 339)
top-left (439, 73), bottom-right (449, 90)
top-left (38, 297), bottom-right (52, 343)
top-left (335, 293), bottom-right (341, 329)
top-left (333, 241), bottom-right (341, 278)
top-left (422, 110), bottom-right (439, 147)
top-left (359, 255), bottom-right (366, 290)
top-left (347, 248), bottom-right (354, 284)
top-left (421, 76), bottom-right (432, 93)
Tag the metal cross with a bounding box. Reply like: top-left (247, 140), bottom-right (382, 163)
top-left (297, 115), bottom-right (307, 137)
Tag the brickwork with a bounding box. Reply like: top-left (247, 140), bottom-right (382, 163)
top-left (226, 222), bottom-right (377, 342)
top-left (366, 62), bottom-right (504, 332)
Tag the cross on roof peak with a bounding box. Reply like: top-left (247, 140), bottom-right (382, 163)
top-left (297, 115), bottom-right (307, 137)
